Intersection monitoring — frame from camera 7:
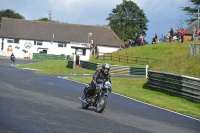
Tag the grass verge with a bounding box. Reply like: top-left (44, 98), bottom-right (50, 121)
top-left (17, 60), bottom-right (95, 74)
top-left (68, 76), bottom-right (200, 119)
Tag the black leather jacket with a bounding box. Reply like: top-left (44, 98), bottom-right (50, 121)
top-left (91, 69), bottom-right (111, 86)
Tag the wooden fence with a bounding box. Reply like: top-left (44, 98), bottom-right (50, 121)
top-left (96, 53), bottom-right (157, 65)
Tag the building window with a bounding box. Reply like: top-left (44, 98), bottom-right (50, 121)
top-left (7, 38), bottom-right (20, 44)
top-left (58, 43), bottom-right (66, 48)
top-left (14, 38), bottom-right (19, 43)
top-left (7, 39), bottom-right (14, 43)
top-left (34, 40), bottom-right (43, 46)
top-left (76, 49), bottom-right (86, 55)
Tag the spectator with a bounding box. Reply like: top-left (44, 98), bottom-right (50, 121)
top-left (155, 34), bottom-right (158, 43)
top-left (170, 28), bottom-right (174, 37)
top-left (160, 34), bottom-right (165, 42)
top-left (180, 28), bottom-right (185, 43)
top-left (152, 36), bottom-right (156, 44)
top-left (140, 36), bottom-right (144, 45)
top-left (198, 28), bottom-right (200, 40)
top-left (192, 26), bottom-right (196, 40)
top-left (119, 45), bottom-right (124, 50)
top-left (124, 42), bottom-right (129, 48)
top-left (128, 39), bottom-right (135, 47)
top-left (177, 30), bottom-right (181, 41)
top-left (172, 35), bottom-right (178, 41)
top-left (170, 28), bottom-right (174, 42)
top-left (167, 32), bottom-right (171, 42)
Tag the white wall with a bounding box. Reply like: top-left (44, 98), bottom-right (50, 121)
top-left (0, 38), bottom-right (118, 60)
top-left (66, 43), bottom-right (86, 56)
top-left (97, 46), bottom-right (119, 55)
top-left (79, 49), bottom-right (91, 61)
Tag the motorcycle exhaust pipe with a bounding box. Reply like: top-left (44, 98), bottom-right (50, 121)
top-left (78, 97), bottom-right (88, 104)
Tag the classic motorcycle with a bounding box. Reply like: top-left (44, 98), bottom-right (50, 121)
top-left (79, 81), bottom-right (111, 113)
top-left (11, 56), bottom-right (15, 63)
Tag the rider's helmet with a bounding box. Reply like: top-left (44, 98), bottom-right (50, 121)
top-left (101, 63), bottom-right (110, 74)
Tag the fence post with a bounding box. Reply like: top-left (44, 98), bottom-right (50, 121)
top-left (73, 55), bottom-right (76, 69)
top-left (146, 65), bottom-right (149, 79)
top-left (136, 57), bottom-right (138, 64)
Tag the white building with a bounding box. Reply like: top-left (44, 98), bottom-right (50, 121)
top-left (0, 18), bottom-right (122, 60)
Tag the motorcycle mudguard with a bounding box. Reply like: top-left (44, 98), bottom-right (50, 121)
top-left (104, 92), bottom-right (108, 96)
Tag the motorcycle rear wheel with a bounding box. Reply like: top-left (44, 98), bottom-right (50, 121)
top-left (96, 95), bottom-right (108, 113)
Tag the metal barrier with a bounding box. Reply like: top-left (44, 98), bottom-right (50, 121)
top-left (80, 60), bottom-right (98, 70)
top-left (80, 60), bottom-right (146, 76)
top-left (147, 70), bottom-right (200, 102)
top-left (33, 53), bottom-right (65, 60)
top-left (189, 44), bottom-right (200, 56)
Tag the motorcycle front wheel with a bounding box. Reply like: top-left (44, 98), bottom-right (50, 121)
top-left (96, 95), bottom-right (108, 113)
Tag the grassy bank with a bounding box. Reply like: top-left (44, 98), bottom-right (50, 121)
top-left (91, 41), bottom-right (200, 78)
top-left (17, 60), bottom-right (95, 74)
top-left (68, 76), bottom-right (200, 119)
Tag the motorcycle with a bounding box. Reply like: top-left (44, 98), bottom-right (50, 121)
top-left (11, 56), bottom-right (15, 63)
top-left (79, 81), bottom-right (111, 113)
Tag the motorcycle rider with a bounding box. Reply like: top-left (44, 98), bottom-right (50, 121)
top-left (10, 53), bottom-right (15, 61)
top-left (82, 63), bottom-right (112, 99)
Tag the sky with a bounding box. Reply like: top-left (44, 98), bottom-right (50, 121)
top-left (0, 0), bottom-right (194, 43)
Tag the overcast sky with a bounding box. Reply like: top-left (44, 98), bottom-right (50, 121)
top-left (0, 0), bottom-right (193, 43)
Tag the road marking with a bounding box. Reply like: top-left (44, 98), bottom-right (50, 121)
top-left (58, 76), bottom-right (200, 121)
top-left (21, 68), bottom-right (38, 71)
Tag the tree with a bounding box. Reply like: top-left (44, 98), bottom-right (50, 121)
top-left (0, 9), bottom-right (25, 22)
top-left (175, 20), bottom-right (185, 31)
top-left (182, 0), bottom-right (200, 24)
top-left (37, 9), bottom-right (58, 22)
top-left (106, 0), bottom-right (148, 42)
top-left (38, 17), bottom-right (52, 22)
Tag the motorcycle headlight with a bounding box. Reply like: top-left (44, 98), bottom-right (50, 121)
top-left (104, 81), bottom-right (111, 88)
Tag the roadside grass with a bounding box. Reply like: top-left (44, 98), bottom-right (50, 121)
top-left (149, 55), bottom-right (200, 77)
top-left (68, 76), bottom-right (200, 119)
top-left (17, 60), bottom-right (95, 74)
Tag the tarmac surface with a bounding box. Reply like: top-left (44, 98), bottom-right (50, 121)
top-left (0, 57), bottom-right (199, 133)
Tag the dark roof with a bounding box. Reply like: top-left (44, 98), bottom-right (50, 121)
top-left (185, 20), bottom-right (200, 34)
top-left (0, 17), bottom-right (122, 47)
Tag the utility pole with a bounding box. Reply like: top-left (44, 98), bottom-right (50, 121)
top-left (198, 8), bottom-right (199, 32)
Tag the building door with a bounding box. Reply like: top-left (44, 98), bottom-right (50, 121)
top-left (38, 48), bottom-right (48, 54)
top-left (76, 55), bottom-right (79, 65)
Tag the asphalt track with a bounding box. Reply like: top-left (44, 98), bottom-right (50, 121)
top-left (0, 57), bottom-right (200, 133)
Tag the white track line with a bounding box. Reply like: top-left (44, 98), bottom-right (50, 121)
top-left (57, 76), bottom-right (200, 121)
